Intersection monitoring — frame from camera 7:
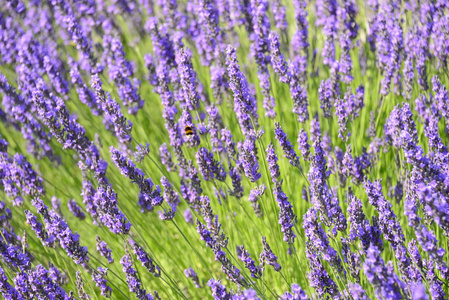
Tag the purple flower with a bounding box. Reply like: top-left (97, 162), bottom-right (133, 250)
top-left (75, 271), bottom-right (91, 300)
top-left (103, 36), bottom-right (143, 115)
top-left (303, 208), bottom-right (344, 274)
top-left (363, 245), bottom-right (407, 299)
top-left (25, 210), bottom-right (55, 247)
top-left (281, 283), bottom-right (308, 300)
top-left (308, 127), bottom-right (347, 231)
top-left (272, 0), bottom-right (287, 30)
top-left (229, 165), bottom-right (244, 199)
top-left (129, 239), bottom-right (161, 277)
top-left (269, 31), bottom-right (290, 84)
top-left (0, 266), bottom-right (22, 299)
top-left (297, 129), bottom-right (311, 161)
top-left (226, 46), bottom-right (258, 139)
top-left (184, 208), bottom-right (194, 224)
top-left (410, 282), bottom-right (428, 300)
top-left (251, 0), bottom-right (275, 118)
top-left (27, 264), bottom-right (73, 299)
top-left (197, 147), bottom-right (227, 181)
top-left (259, 236), bottom-right (281, 272)
top-left (185, 267), bottom-right (201, 288)
top-left (306, 249), bottom-right (339, 298)
top-left (120, 247), bottom-right (154, 299)
top-left (248, 184), bottom-right (265, 217)
top-left (240, 140), bottom-right (261, 182)
top-left (68, 199), bottom-right (86, 220)
top-left (110, 146), bottom-right (163, 211)
top-left (274, 122), bottom-right (300, 167)
top-left (1, 153), bottom-right (45, 206)
top-left (177, 47), bottom-right (201, 110)
top-left (221, 129), bottom-right (237, 160)
top-left (347, 190), bottom-right (375, 250)
top-left (134, 143), bottom-right (151, 164)
top-left (196, 219), bottom-right (247, 286)
top-left (266, 143), bottom-right (280, 182)
top-left (347, 283), bottom-right (369, 300)
top-left (424, 260), bottom-right (447, 300)
top-left (45, 210), bottom-right (89, 265)
top-left (207, 106), bottom-right (224, 153)
top-left (236, 245), bottom-right (261, 279)
top-left (273, 181), bottom-right (297, 245)
top-left (0, 74), bottom-right (55, 160)
top-left (96, 236), bottom-right (114, 264)
top-left (159, 143), bottom-right (177, 172)
top-left (68, 57), bottom-right (102, 116)
top-left (91, 75), bottom-right (133, 144)
top-left (318, 78), bottom-right (335, 118)
top-left (92, 267), bottom-right (112, 298)
top-left (208, 279), bottom-right (232, 300)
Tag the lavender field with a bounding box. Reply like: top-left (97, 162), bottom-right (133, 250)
top-left (1, 0), bottom-right (449, 299)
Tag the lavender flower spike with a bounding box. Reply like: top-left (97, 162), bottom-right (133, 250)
top-left (363, 245), bottom-right (407, 299)
top-left (237, 245), bottom-right (262, 279)
top-left (185, 268), bottom-right (201, 288)
top-left (259, 236), bottom-right (281, 272)
top-left (240, 140), bottom-right (261, 182)
top-left (226, 45), bottom-right (258, 139)
top-left (68, 199), bottom-right (86, 220)
top-left (274, 122), bottom-right (300, 168)
top-left (269, 31), bottom-right (290, 84)
top-left (96, 236), bottom-right (114, 264)
top-left (120, 246), bottom-right (154, 299)
top-left (0, 266), bottom-right (22, 299)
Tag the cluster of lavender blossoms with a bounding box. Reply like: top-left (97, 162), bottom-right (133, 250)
top-left (2, 0), bottom-right (449, 299)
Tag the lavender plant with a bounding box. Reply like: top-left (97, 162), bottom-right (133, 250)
top-left (1, 1), bottom-right (449, 299)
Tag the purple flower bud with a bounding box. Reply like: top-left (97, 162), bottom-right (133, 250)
top-left (128, 239), bottom-right (161, 277)
top-left (347, 283), bottom-right (369, 300)
top-left (266, 143), bottom-right (280, 182)
top-left (177, 48), bottom-right (201, 110)
top-left (363, 245), bottom-right (406, 299)
top-left (197, 147), bottom-right (227, 181)
top-left (185, 267), bottom-right (201, 288)
top-left (236, 245), bottom-right (261, 279)
top-left (159, 143), bottom-right (177, 173)
top-left (240, 140), bottom-right (261, 182)
top-left (269, 31), bottom-right (290, 84)
top-left (297, 129), bottom-right (311, 161)
top-left (92, 267), bottom-right (112, 298)
top-left (184, 208), bottom-right (194, 224)
top-left (208, 279), bottom-right (232, 300)
top-left (274, 181), bottom-right (297, 245)
top-left (110, 147), bottom-right (163, 211)
top-left (96, 236), bottom-right (114, 264)
top-left (68, 199), bottom-right (86, 220)
top-left (259, 236), bottom-right (281, 272)
top-left (226, 46), bottom-right (258, 139)
top-left (221, 129), bottom-right (237, 160)
top-left (306, 249), bottom-right (339, 298)
top-left (91, 74), bottom-right (133, 144)
top-left (274, 122), bottom-right (300, 167)
top-left (0, 266), bottom-right (22, 299)
top-left (303, 208), bottom-right (344, 274)
top-left (281, 283), bottom-right (308, 300)
top-left (229, 165), bottom-right (244, 199)
top-left (248, 184), bottom-right (265, 217)
top-left (120, 247), bottom-right (155, 299)
top-left (25, 210), bottom-right (55, 247)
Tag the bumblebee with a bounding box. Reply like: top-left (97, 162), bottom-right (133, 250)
top-left (185, 126), bottom-right (194, 136)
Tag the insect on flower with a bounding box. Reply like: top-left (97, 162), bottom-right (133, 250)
top-left (185, 126), bottom-right (194, 136)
